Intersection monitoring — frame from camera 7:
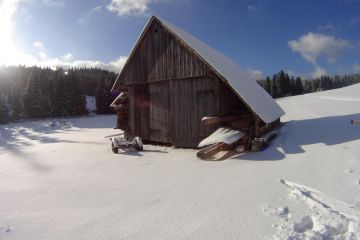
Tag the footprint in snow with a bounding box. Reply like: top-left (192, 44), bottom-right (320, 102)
top-left (276, 207), bottom-right (290, 218)
top-left (0, 225), bottom-right (11, 233)
top-left (293, 216), bottom-right (313, 233)
top-left (262, 205), bottom-right (290, 218)
top-left (273, 179), bottom-right (360, 240)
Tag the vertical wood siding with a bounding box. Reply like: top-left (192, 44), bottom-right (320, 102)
top-left (171, 77), bottom-right (219, 147)
top-left (129, 85), bottom-right (149, 140)
top-left (149, 82), bottom-right (170, 143)
top-left (121, 20), bottom-right (213, 85)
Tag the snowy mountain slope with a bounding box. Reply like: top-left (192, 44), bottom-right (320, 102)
top-left (0, 84), bottom-right (360, 239)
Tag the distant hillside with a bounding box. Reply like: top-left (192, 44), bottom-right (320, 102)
top-left (1, 66), bottom-right (360, 124)
top-left (0, 66), bottom-right (118, 124)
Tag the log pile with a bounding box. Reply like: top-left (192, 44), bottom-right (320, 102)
top-left (111, 92), bottom-right (130, 137)
top-left (202, 114), bottom-right (253, 127)
top-left (197, 142), bottom-right (245, 161)
top-left (197, 114), bottom-right (279, 160)
top-left (114, 103), bottom-right (129, 131)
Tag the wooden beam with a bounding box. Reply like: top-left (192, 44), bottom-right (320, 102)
top-left (254, 116), bottom-right (260, 137)
top-left (124, 75), bottom-right (216, 86)
top-left (230, 120), bottom-right (253, 130)
top-left (202, 114), bottom-right (252, 125)
top-left (351, 120), bottom-right (360, 125)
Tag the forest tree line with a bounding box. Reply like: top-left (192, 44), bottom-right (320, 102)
top-left (257, 71), bottom-right (360, 98)
top-left (0, 66), bottom-right (117, 124)
top-left (0, 66), bottom-right (360, 124)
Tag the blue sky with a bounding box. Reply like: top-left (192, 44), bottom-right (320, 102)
top-left (1, 0), bottom-right (360, 79)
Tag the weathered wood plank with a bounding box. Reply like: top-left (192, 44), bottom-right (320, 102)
top-left (149, 82), bottom-right (170, 142)
top-left (121, 20), bottom-right (212, 85)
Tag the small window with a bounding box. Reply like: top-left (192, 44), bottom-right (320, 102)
top-left (154, 28), bottom-right (158, 33)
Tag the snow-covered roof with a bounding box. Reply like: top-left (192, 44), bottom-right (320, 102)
top-left (156, 17), bottom-right (285, 123)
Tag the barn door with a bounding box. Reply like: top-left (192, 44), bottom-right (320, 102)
top-left (149, 82), bottom-right (170, 143)
top-left (171, 77), bottom-right (218, 147)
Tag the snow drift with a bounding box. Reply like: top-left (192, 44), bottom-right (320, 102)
top-left (1, 84), bottom-right (360, 239)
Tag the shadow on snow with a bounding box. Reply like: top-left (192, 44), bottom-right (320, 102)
top-left (231, 113), bottom-right (360, 161)
top-left (0, 116), bottom-right (114, 154)
top-left (0, 116), bottom-right (117, 172)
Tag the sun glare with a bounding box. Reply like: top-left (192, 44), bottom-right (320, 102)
top-left (0, 0), bottom-right (36, 66)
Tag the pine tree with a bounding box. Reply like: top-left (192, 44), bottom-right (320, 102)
top-left (63, 70), bottom-right (86, 116)
top-left (0, 93), bottom-right (9, 124)
top-left (23, 67), bottom-right (51, 119)
top-left (271, 74), bottom-right (279, 98)
top-left (50, 69), bottom-right (67, 116)
top-left (95, 77), bottom-right (114, 114)
top-left (9, 87), bottom-right (23, 121)
top-left (264, 76), bottom-right (272, 94)
top-left (294, 77), bottom-right (303, 95)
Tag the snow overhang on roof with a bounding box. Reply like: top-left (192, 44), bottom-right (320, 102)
top-left (113, 16), bottom-right (285, 123)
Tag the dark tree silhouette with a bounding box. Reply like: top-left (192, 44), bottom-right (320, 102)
top-left (258, 71), bottom-right (360, 99)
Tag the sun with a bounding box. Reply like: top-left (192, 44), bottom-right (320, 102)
top-left (0, 0), bottom-right (36, 66)
top-left (0, 0), bottom-right (19, 65)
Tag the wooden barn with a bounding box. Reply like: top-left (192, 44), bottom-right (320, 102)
top-left (111, 16), bottom-right (285, 148)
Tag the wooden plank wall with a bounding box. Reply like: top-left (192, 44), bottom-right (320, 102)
top-left (121, 20), bottom-right (214, 85)
top-left (128, 85), bottom-right (150, 140)
top-left (128, 77), bottom-right (221, 147)
top-left (149, 82), bottom-right (170, 143)
top-left (171, 77), bottom-right (219, 147)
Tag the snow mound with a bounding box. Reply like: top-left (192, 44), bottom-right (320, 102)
top-left (198, 127), bottom-right (245, 148)
top-left (86, 96), bottom-right (96, 113)
top-left (1, 84), bottom-right (360, 239)
top-left (316, 96), bottom-right (360, 102)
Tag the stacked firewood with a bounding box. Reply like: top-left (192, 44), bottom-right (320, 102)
top-left (111, 92), bottom-right (130, 137)
top-left (197, 114), bottom-right (278, 160)
top-left (115, 103), bottom-right (129, 131)
top-left (197, 114), bottom-right (251, 160)
top-left (202, 113), bottom-right (253, 131)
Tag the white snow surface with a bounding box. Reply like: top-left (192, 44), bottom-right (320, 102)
top-left (158, 17), bottom-right (285, 123)
top-left (1, 84), bottom-right (360, 239)
top-left (85, 96), bottom-right (96, 113)
top-left (198, 127), bottom-right (245, 148)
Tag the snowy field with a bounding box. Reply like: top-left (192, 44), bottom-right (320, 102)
top-left (1, 84), bottom-right (360, 239)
